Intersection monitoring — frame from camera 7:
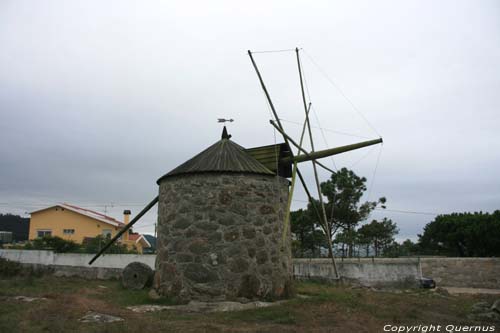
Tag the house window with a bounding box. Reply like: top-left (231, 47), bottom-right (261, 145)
top-left (63, 229), bottom-right (75, 235)
top-left (37, 230), bottom-right (52, 238)
top-left (102, 229), bottom-right (112, 238)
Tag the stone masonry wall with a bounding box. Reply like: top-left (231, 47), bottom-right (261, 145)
top-left (420, 258), bottom-right (500, 289)
top-left (154, 173), bottom-right (291, 301)
top-left (294, 258), bottom-right (420, 288)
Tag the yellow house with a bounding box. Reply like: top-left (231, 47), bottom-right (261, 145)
top-left (124, 232), bottom-right (151, 254)
top-left (29, 203), bottom-right (151, 253)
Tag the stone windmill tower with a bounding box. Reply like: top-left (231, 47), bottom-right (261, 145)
top-left (153, 127), bottom-right (292, 300)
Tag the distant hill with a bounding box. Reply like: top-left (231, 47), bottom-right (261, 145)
top-left (0, 214), bottom-right (30, 242)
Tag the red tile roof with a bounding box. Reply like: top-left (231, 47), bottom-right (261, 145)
top-left (127, 233), bottom-right (151, 247)
top-left (128, 233), bottom-right (141, 241)
top-left (30, 203), bottom-right (125, 228)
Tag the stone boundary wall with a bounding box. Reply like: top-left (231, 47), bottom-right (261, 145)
top-left (19, 263), bottom-right (124, 280)
top-left (294, 258), bottom-right (421, 287)
top-left (420, 257), bottom-right (500, 289)
top-left (1, 250), bottom-right (420, 286)
top-left (0, 249), bottom-right (155, 269)
top-left (1, 250), bottom-right (499, 289)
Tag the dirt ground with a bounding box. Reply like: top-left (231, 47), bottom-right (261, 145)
top-left (0, 276), bottom-right (498, 332)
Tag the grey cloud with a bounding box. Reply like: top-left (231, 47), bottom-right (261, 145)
top-left (1, 0), bottom-right (499, 237)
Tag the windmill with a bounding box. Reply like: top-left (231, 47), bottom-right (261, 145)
top-left (88, 48), bottom-right (382, 296)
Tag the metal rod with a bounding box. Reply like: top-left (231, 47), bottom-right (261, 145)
top-left (88, 196), bottom-right (159, 265)
top-left (269, 120), bottom-right (336, 174)
top-left (296, 47), bottom-right (338, 279)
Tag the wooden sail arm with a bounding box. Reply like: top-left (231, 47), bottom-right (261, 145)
top-left (281, 138), bottom-right (383, 164)
top-left (88, 196), bottom-right (159, 265)
top-left (269, 120), bottom-right (337, 174)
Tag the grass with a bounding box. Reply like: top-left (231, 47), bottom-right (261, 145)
top-left (217, 306), bottom-right (297, 325)
top-left (90, 280), bottom-right (180, 307)
top-left (0, 275), bottom-right (497, 332)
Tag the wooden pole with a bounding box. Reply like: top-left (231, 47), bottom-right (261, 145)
top-left (295, 48), bottom-right (339, 279)
top-left (88, 196), bottom-right (159, 265)
top-left (248, 50), bottom-right (286, 132)
top-left (281, 138), bottom-right (383, 164)
top-left (296, 169), bottom-right (322, 221)
top-left (283, 103), bottom-right (311, 244)
top-left (248, 50), bottom-right (326, 244)
top-left (269, 120), bottom-right (336, 175)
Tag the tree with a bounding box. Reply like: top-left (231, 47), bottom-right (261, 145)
top-left (383, 239), bottom-right (420, 257)
top-left (0, 213), bottom-right (30, 242)
top-left (334, 228), bottom-right (358, 257)
top-left (356, 227), bottom-right (372, 257)
top-left (290, 167), bottom-right (389, 258)
top-left (399, 239), bottom-right (419, 257)
top-left (291, 207), bottom-right (327, 257)
top-left (382, 239), bottom-right (419, 258)
top-left (418, 211), bottom-right (500, 257)
top-left (83, 235), bottom-right (135, 254)
top-left (357, 218), bottom-right (398, 256)
top-left (320, 167), bottom-right (386, 257)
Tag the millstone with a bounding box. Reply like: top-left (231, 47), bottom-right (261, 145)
top-left (122, 262), bottom-right (153, 290)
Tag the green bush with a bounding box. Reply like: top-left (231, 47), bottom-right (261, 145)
top-left (31, 236), bottom-right (80, 253)
top-left (13, 235), bottom-right (138, 255)
top-left (0, 257), bottom-right (22, 277)
top-left (82, 235), bottom-right (137, 254)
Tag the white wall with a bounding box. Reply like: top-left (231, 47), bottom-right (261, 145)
top-left (3, 250), bottom-right (498, 288)
top-left (0, 249), bottom-right (54, 265)
top-left (0, 249), bottom-right (155, 269)
top-left (294, 258), bottom-right (420, 286)
top-left (1, 249), bottom-right (420, 286)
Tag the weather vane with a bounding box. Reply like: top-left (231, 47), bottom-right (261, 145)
top-left (217, 118), bottom-right (234, 123)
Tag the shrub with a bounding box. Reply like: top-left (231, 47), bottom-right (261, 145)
top-left (82, 235), bottom-right (136, 254)
top-left (31, 236), bottom-right (80, 253)
top-left (12, 235), bottom-right (138, 254)
top-left (0, 257), bottom-right (22, 277)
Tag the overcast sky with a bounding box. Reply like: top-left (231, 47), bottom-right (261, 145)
top-left (1, 1), bottom-right (499, 241)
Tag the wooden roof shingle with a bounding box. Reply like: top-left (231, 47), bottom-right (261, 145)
top-left (157, 128), bottom-right (274, 183)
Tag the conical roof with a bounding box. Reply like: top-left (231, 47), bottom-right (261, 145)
top-left (157, 127), bottom-right (274, 184)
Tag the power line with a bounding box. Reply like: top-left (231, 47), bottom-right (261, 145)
top-left (1, 201), bottom-right (440, 217)
top-left (250, 48), bottom-right (296, 54)
top-left (298, 53), bottom-right (337, 172)
top-left (291, 199), bottom-right (439, 216)
top-left (302, 49), bottom-right (382, 138)
top-left (0, 202), bottom-right (154, 208)
top-left (132, 223), bottom-right (156, 229)
top-left (348, 145), bottom-right (377, 169)
top-left (279, 118), bottom-right (370, 139)
top-left (374, 208), bottom-right (439, 216)
top-left (366, 144), bottom-right (383, 202)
